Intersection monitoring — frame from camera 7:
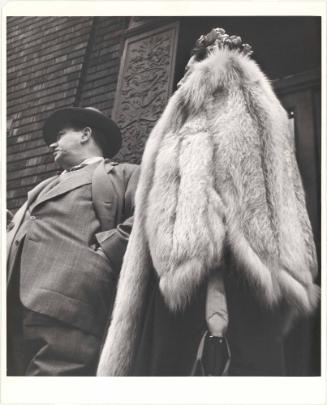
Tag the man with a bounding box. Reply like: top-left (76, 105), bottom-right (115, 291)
top-left (7, 106), bottom-right (139, 376)
top-left (97, 29), bottom-right (319, 376)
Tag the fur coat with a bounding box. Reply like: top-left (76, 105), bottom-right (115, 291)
top-left (97, 47), bottom-right (319, 376)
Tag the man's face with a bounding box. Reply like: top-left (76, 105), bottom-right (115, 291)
top-left (49, 126), bottom-right (84, 169)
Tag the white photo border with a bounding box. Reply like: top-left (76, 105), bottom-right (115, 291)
top-left (1, 1), bottom-right (326, 404)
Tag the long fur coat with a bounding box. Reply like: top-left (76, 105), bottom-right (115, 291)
top-left (97, 47), bottom-right (319, 375)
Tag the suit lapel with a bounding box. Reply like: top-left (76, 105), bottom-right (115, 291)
top-left (7, 176), bottom-right (57, 261)
top-left (27, 176), bottom-right (57, 205)
top-left (32, 165), bottom-right (94, 208)
top-left (104, 159), bottom-right (115, 175)
top-left (8, 162), bottom-right (105, 251)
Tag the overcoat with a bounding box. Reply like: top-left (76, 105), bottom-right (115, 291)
top-left (97, 47), bottom-right (319, 376)
top-left (7, 160), bottom-right (139, 339)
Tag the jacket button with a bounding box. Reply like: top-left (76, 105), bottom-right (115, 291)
top-left (30, 216), bottom-right (36, 220)
top-left (15, 240), bottom-right (19, 245)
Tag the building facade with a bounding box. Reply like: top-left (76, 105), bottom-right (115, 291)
top-left (6, 16), bottom-right (321, 375)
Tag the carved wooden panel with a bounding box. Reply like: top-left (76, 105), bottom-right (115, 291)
top-left (128, 17), bottom-right (149, 28)
top-left (112, 22), bottom-right (179, 163)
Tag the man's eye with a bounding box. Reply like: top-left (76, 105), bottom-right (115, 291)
top-left (57, 131), bottom-right (65, 140)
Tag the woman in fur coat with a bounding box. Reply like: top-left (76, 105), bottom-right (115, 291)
top-left (97, 28), bottom-right (319, 376)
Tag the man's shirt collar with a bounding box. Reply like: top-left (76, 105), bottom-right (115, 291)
top-left (61, 157), bottom-right (104, 175)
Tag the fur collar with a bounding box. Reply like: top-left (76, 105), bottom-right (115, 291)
top-left (97, 48), bottom-right (319, 375)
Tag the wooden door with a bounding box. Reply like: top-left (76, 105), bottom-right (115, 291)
top-left (274, 69), bottom-right (321, 375)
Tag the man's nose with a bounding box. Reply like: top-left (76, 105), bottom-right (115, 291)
top-left (49, 141), bottom-right (58, 150)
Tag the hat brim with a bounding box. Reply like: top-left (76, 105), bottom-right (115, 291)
top-left (43, 107), bottom-right (122, 158)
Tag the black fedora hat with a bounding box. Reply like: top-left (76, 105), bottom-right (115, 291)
top-left (43, 107), bottom-right (122, 158)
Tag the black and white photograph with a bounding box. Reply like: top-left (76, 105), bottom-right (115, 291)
top-left (2, 1), bottom-right (326, 404)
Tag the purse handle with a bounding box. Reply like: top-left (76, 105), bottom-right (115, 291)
top-left (190, 267), bottom-right (231, 376)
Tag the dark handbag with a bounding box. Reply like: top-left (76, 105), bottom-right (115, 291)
top-left (190, 330), bottom-right (231, 376)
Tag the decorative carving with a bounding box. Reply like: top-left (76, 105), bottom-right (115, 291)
top-left (128, 17), bottom-right (149, 28)
top-left (113, 23), bottom-right (179, 163)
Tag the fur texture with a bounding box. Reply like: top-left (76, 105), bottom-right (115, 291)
top-left (97, 48), bottom-right (319, 376)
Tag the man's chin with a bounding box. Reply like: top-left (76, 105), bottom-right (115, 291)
top-left (53, 155), bottom-right (64, 170)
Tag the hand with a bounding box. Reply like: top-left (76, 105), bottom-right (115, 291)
top-left (95, 246), bottom-right (109, 261)
top-left (90, 242), bottom-right (110, 261)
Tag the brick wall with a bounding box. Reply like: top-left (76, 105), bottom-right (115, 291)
top-left (7, 16), bottom-right (126, 212)
top-left (79, 17), bottom-right (126, 115)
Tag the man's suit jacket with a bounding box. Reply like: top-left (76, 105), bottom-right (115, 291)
top-left (7, 160), bottom-right (139, 338)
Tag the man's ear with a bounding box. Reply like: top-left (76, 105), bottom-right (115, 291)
top-left (81, 127), bottom-right (92, 144)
